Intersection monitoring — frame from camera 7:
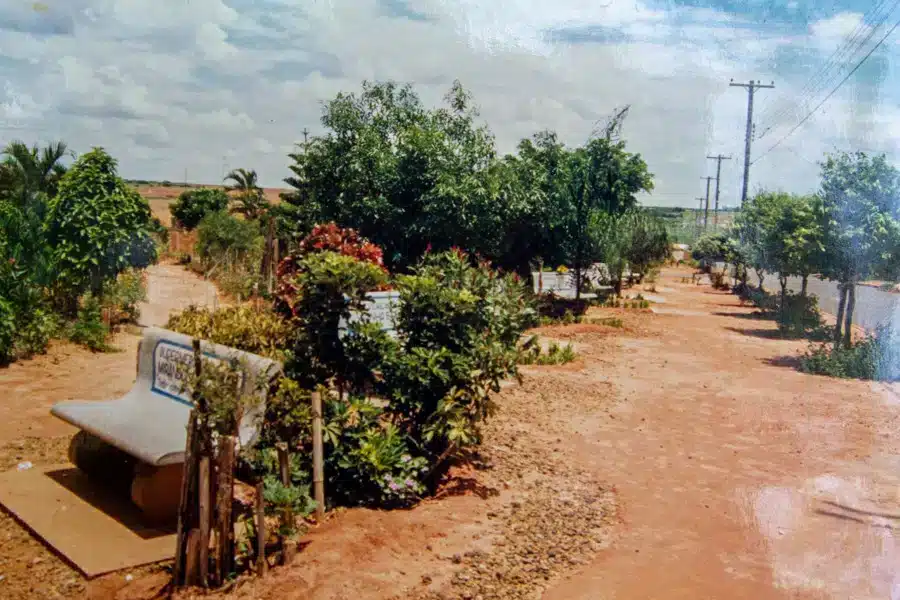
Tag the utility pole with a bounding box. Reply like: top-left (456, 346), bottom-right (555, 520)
top-left (729, 79), bottom-right (774, 206)
top-left (702, 176), bottom-right (714, 230)
top-left (696, 197), bottom-right (705, 237)
top-left (302, 128), bottom-right (309, 144)
top-left (706, 154), bottom-right (732, 229)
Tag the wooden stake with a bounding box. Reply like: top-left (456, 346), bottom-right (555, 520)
top-left (198, 456), bottom-right (211, 587)
top-left (184, 529), bottom-right (202, 586)
top-left (255, 482), bottom-right (267, 576)
top-left (276, 444), bottom-right (295, 565)
top-left (311, 391), bottom-right (325, 521)
top-left (214, 436), bottom-right (236, 586)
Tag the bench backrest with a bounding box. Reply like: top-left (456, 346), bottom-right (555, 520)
top-left (139, 327), bottom-right (282, 445)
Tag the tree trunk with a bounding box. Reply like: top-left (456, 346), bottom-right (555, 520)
top-left (834, 282), bottom-right (848, 348)
top-left (800, 274), bottom-right (808, 297)
top-left (843, 283), bottom-right (856, 349)
top-left (779, 275), bottom-right (788, 326)
top-left (756, 269), bottom-right (765, 293)
top-left (574, 265), bottom-right (582, 301)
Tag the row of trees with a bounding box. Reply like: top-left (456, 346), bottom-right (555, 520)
top-left (269, 81), bottom-right (667, 291)
top-left (714, 151), bottom-right (900, 348)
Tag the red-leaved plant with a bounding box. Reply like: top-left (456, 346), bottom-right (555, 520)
top-left (274, 223), bottom-right (391, 317)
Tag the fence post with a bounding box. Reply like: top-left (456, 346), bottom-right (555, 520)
top-left (311, 390), bottom-right (325, 521)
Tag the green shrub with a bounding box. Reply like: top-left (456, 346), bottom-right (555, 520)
top-left (264, 248), bottom-right (534, 508)
top-left (799, 325), bottom-right (900, 381)
top-left (165, 304), bottom-right (292, 361)
top-left (170, 188), bottom-right (230, 230)
top-left (777, 293), bottom-right (823, 337)
top-left (0, 297), bottom-right (15, 363)
top-left (196, 211), bottom-right (263, 268)
top-left (16, 308), bottom-right (60, 358)
top-left (69, 294), bottom-right (111, 352)
top-left (518, 336), bottom-right (577, 365)
top-left (101, 268), bottom-right (147, 324)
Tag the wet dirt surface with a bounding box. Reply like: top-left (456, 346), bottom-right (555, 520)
top-left (544, 268), bottom-right (900, 600)
top-left (1, 266), bottom-right (899, 599)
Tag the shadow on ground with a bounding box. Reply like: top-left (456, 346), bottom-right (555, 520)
top-left (712, 311), bottom-right (772, 321)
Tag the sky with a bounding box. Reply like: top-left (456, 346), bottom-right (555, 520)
top-left (0, 0), bottom-right (898, 209)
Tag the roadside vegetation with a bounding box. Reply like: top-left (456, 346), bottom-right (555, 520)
top-left (0, 144), bottom-right (161, 363)
top-left (700, 150), bottom-right (900, 381)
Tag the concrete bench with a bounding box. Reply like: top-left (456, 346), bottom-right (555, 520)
top-left (51, 327), bottom-right (282, 520)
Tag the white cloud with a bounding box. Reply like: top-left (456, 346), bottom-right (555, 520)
top-left (0, 0), bottom-right (896, 208)
top-left (810, 12), bottom-right (865, 42)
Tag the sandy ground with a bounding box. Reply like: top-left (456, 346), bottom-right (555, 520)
top-left (2, 266), bottom-right (899, 599)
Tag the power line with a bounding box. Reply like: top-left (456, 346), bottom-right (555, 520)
top-left (756, 0), bottom-right (890, 130)
top-left (757, 0), bottom-right (900, 137)
top-left (752, 13), bottom-right (900, 166)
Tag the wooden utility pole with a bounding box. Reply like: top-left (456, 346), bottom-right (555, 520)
top-left (302, 128), bottom-right (310, 144)
top-left (707, 154), bottom-right (732, 229)
top-left (695, 197), bottom-right (705, 237)
top-left (729, 79), bottom-right (774, 206)
top-left (702, 176), bottom-right (714, 230)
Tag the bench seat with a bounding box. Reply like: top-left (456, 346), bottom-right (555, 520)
top-left (51, 327), bottom-right (281, 468)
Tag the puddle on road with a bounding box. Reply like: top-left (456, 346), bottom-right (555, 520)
top-left (740, 472), bottom-right (900, 599)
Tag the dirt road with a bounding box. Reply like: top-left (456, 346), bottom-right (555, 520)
top-left (545, 270), bottom-right (900, 600)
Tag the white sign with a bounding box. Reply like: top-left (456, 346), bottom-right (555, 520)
top-left (152, 341), bottom-right (226, 406)
top-left (532, 271), bottom-right (576, 294)
top-left (341, 291), bottom-right (401, 336)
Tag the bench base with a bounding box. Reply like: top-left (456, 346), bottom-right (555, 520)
top-left (68, 430), bottom-right (136, 494)
top-left (69, 431), bottom-right (184, 524)
top-left (131, 463), bottom-right (184, 523)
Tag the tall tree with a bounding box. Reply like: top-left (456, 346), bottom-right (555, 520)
top-left (281, 80), bottom-right (500, 272)
top-left (561, 136), bottom-right (654, 297)
top-left (225, 168), bottom-right (268, 220)
top-left (818, 151), bottom-right (900, 347)
top-left (46, 147), bottom-right (157, 311)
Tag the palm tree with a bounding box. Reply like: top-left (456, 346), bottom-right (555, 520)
top-left (224, 167), bottom-right (268, 220)
top-left (0, 140), bottom-right (69, 280)
top-left (2, 140), bottom-right (69, 206)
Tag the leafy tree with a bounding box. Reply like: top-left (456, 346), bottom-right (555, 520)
top-left (0, 140), bottom-right (69, 282)
top-left (45, 147), bottom-right (157, 310)
top-left (490, 135), bottom-right (563, 277)
top-left (624, 209), bottom-right (670, 282)
top-left (560, 135), bottom-right (654, 297)
top-left (281, 80), bottom-right (500, 271)
top-left (170, 187), bottom-right (230, 230)
top-left (818, 151), bottom-right (900, 347)
top-left (195, 210), bottom-right (263, 269)
top-left (589, 210), bottom-right (630, 296)
top-left (225, 168), bottom-right (269, 220)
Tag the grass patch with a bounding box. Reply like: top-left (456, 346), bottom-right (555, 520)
top-left (518, 336), bottom-right (577, 365)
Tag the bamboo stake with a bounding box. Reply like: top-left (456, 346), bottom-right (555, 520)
top-left (255, 482), bottom-right (267, 576)
top-left (311, 391), bottom-right (325, 521)
top-left (198, 456), bottom-right (211, 587)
